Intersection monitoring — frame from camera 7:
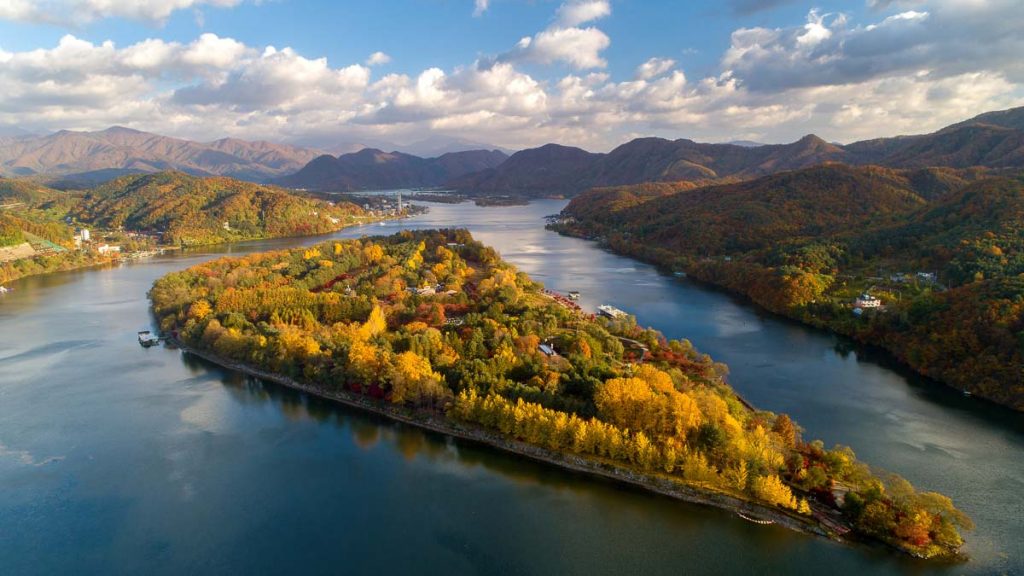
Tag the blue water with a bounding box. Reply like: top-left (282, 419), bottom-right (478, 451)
top-left (1, 200), bottom-right (1021, 575)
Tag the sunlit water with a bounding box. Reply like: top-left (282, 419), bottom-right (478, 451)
top-left (1, 200), bottom-right (1021, 575)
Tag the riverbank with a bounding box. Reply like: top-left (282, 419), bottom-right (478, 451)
top-left (549, 224), bottom-right (1022, 412)
top-left (0, 215), bottom-right (397, 287)
top-left (172, 339), bottom-right (882, 553)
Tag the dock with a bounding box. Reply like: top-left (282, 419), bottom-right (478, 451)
top-left (597, 304), bottom-right (628, 319)
top-left (138, 330), bottom-right (161, 347)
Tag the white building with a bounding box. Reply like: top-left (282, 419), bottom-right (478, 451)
top-left (97, 244), bottom-right (121, 255)
top-left (855, 293), bottom-right (882, 308)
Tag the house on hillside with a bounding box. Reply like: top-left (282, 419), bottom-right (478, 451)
top-left (854, 293), bottom-right (882, 309)
top-left (97, 244), bottom-right (121, 255)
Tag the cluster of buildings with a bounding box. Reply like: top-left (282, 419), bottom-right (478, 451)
top-left (74, 228), bottom-right (121, 255)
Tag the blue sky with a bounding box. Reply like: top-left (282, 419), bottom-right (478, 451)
top-left (0, 0), bottom-right (1021, 150)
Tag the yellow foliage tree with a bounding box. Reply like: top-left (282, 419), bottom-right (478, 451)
top-left (389, 351), bottom-right (447, 406)
top-left (751, 474), bottom-right (798, 509)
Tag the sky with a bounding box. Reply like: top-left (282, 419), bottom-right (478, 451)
top-left (0, 0), bottom-right (1022, 151)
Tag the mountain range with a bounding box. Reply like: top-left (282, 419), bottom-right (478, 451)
top-left (0, 126), bottom-right (324, 183)
top-left (451, 106), bottom-right (1024, 197)
top-left (274, 148), bottom-right (509, 191)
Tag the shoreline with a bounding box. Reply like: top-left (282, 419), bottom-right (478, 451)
top-left (1, 216), bottom-right (393, 288)
top-left (549, 224), bottom-right (1020, 413)
top-left (172, 340), bottom-right (869, 550)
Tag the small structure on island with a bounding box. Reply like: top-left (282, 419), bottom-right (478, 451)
top-left (598, 304), bottom-right (628, 319)
top-left (855, 293), bottom-right (882, 309)
top-left (538, 343), bottom-right (557, 357)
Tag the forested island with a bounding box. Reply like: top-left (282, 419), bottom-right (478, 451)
top-left (150, 229), bottom-right (972, 560)
top-left (551, 165), bottom-right (1024, 410)
top-left (1, 172), bottom-right (380, 285)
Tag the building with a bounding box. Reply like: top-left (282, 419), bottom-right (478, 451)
top-left (854, 293), bottom-right (882, 308)
top-left (917, 272), bottom-right (937, 283)
top-left (97, 244), bottom-right (121, 255)
top-left (538, 343), bottom-right (557, 357)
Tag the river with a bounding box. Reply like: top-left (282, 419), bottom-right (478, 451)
top-left (1, 199), bottom-right (1021, 575)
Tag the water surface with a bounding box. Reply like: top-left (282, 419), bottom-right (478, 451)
top-left (1, 200), bottom-right (1021, 575)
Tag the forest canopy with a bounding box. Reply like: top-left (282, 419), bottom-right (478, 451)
top-left (150, 229), bottom-right (972, 559)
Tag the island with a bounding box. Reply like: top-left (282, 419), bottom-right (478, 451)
top-left (150, 229), bottom-right (972, 560)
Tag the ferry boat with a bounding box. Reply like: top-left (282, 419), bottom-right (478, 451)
top-left (597, 304), bottom-right (627, 319)
top-left (138, 330), bottom-right (160, 348)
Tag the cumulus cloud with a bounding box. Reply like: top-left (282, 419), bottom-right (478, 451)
top-left (635, 57), bottom-right (676, 80)
top-left (1, 0), bottom-right (1023, 150)
top-left (722, 0), bottom-right (1024, 92)
top-left (0, 0), bottom-right (243, 25)
top-left (501, 0), bottom-right (611, 69)
top-left (366, 52), bottom-right (391, 66)
top-left (556, 0), bottom-right (611, 27)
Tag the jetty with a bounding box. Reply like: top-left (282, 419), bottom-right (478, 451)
top-left (138, 331), bottom-right (161, 348)
top-left (597, 304), bottom-right (628, 319)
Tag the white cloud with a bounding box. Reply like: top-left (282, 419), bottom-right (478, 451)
top-left (1, 0), bottom-right (1023, 151)
top-left (556, 0), bottom-right (611, 27)
top-left (635, 57), bottom-right (676, 80)
top-left (366, 52), bottom-right (391, 66)
top-left (0, 0), bottom-right (243, 25)
top-left (501, 0), bottom-right (611, 69)
top-left (473, 0), bottom-right (489, 17)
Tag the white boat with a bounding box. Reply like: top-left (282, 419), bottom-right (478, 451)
top-left (597, 304), bottom-right (627, 319)
top-left (568, 291), bottom-right (580, 300)
top-left (138, 330), bottom-right (160, 348)
top-left (0, 286), bottom-right (9, 293)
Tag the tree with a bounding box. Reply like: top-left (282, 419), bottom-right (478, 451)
top-left (751, 474), bottom-right (797, 509)
top-left (389, 351), bottom-right (447, 406)
top-left (772, 414), bottom-right (798, 448)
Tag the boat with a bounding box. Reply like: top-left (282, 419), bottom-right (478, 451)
top-left (736, 512), bottom-right (774, 525)
top-left (568, 291), bottom-right (580, 300)
top-left (0, 286), bottom-right (9, 294)
top-left (963, 390), bottom-right (972, 397)
top-left (597, 304), bottom-right (628, 319)
top-left (673, 271), bottom-right (687, 278)
top-left (138, 330), bottom-right (160, 348)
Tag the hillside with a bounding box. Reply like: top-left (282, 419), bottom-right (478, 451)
top-left (72, 172), bottom-right (368, 246)
top-left (0, 127), bottom-right (322, 182)
top-left (554, 166), bottom-right (1024, 409)
top-left (276, 148), bottom-right (508, 191)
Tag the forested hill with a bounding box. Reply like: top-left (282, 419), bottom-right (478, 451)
top-left (553, 165), bottom-right (1024, 409)
top-left (451, 106), bottom-right (1024, 199)
top-left (275, 148), bottom-right (508, 191)
top-left (72, 172), bottom-right (368, 246)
